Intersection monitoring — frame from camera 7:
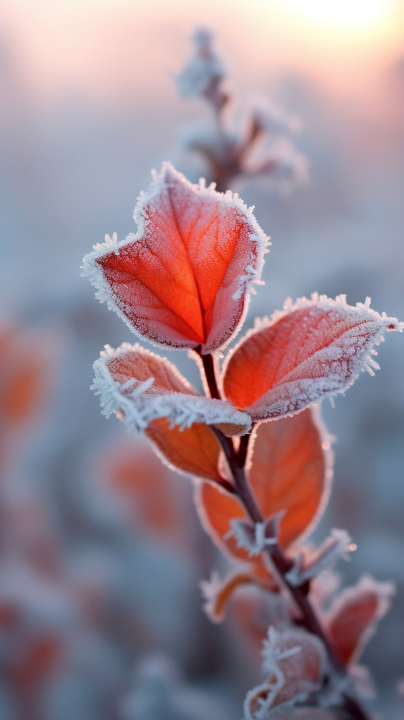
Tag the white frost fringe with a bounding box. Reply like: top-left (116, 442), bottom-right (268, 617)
top-left (91, 345), bottom-right (251, 436)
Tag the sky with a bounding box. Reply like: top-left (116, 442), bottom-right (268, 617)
top-left (1, 0), bottom-right (403, 108)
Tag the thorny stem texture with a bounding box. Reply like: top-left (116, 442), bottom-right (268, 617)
top-left (200, 351), bottom-right (371, 720)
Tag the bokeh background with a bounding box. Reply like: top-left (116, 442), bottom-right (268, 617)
top-left (0, 1), bottom-right (404, 718)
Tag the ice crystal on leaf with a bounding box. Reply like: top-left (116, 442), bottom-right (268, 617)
top-left (82, 163), bottom-right (269, 355)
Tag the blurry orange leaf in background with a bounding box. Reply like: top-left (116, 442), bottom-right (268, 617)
top-left (0, 325), bottom-right (56, 429)
top-left (8, 635), bottom-right (60, 691)
top-left (105, 441), bottom-right (183, 540)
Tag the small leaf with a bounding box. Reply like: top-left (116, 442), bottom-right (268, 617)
top-left (223, 295), bottom-right (403, 422)
top-left (325, 575), bottom-right (395, 666)
top-left (200, 569), bottom-right (259, 623)
top-left (82, 163), bottom-right (269, 354)
top-left (244, 627), bottom-right (326, 719)
top-left (92, 342), bottom-right (252, 437)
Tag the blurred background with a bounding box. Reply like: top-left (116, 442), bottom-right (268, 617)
top-left (0, 0), bottom-right (403, 718)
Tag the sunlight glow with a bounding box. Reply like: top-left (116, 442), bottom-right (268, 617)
top-left (284, 0), bottom-right (394, 29)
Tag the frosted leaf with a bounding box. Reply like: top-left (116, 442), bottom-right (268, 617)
top-left (223, 294), bottom-right (403, 422)
top-left (286, 529), bottom-right (353, 586)
top-left (200, 568), bottom-right (258, 623)
top-left (246, 407), bottom-right (334, 550)
top-left (324, 574), bottom-right (395, 666)
top-left (82, 163), bottom-right (269, 354)
top-left (244, 627), bottom-right (327, 719)
top-left (92, 342), bottom-right (251, 437)
top-left (175, 28), bottom-right (227, 109)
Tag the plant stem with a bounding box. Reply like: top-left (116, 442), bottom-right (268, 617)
top-left (202, 353), bottom-right (371, 720)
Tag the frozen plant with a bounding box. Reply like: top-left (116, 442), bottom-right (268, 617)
top-left (82, 162), bottom-right (402, 719)
top-left (175, 28), bottom-right (307, 193)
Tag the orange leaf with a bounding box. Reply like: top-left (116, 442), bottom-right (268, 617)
top-left (325, 575), bottom-right (394, 666)
top-left (146, 419), bottom-right (223, 482)
top-left (195, 480), bottom-right (250, 563)
top-left (83, 163), bottom-right (269, 353)
top-left (0, 326), bottom-right (55, 428)
top-left (223, 295), bottom-right (402, 422)
top-left (93, 342), bottom-right (252, 436)
top-left (247, 407), bottom-right (332, 549)
top-left (104, 439), bottom-right (181, 538)
top-left (201, 569), bottom-right (260, 623)
top-left (195, 408), bottom-right (331, 559)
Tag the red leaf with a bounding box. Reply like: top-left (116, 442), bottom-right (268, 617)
top-left (325, 575), bottom-right (395, 666)
top-left (195, 407), bottom-right (331, 556)
top-left (247, 407), bottom-right (333, 549)
top-left (92, 342), bottom-right (252, 437)
top-left (103, 438), bottom-right (183, 539)
top-left (82, 163), bottom-right (269, 353)
top-left (195, 480), bottom-right (251, 563)
top-left (222, 295), bottom-right (402, 422)
top-left (146, 419), bottom-right (223, 482)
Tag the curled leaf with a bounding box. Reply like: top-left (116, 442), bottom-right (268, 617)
top-left (92, 342), bottom-right (252, 437)
top-left (244, 627), bottom-right (326, 719)
top-left (223, 294), bottom-right (403, 422)
top-left (83, 163), bottom-right (269, 354)
top-left (200, 569), bottom-right (260, 623)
